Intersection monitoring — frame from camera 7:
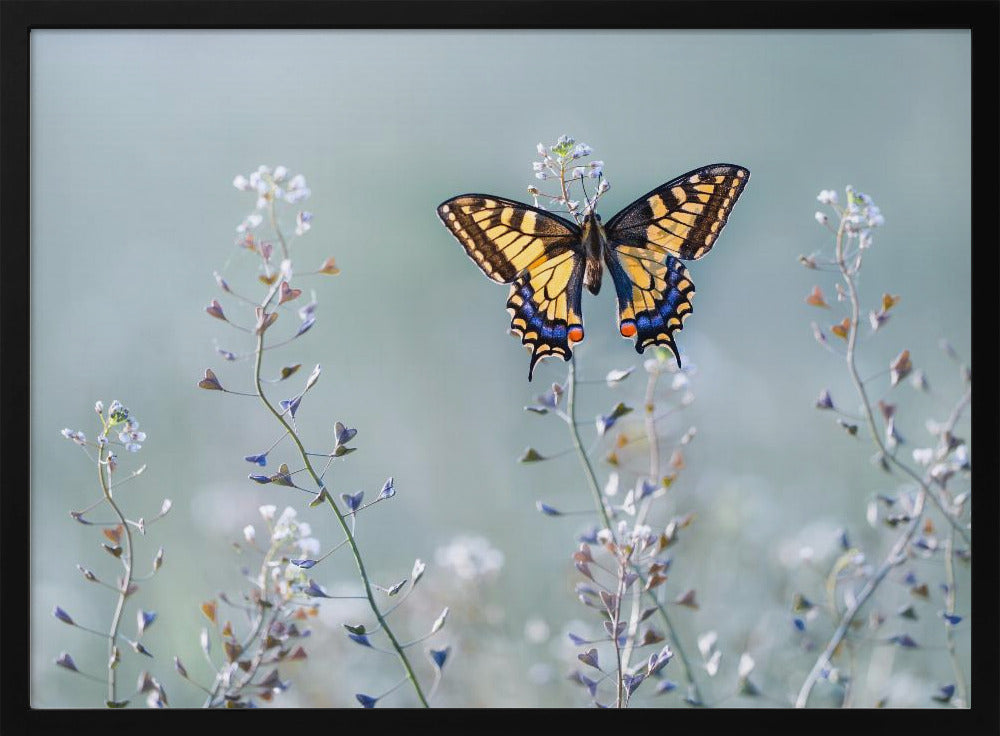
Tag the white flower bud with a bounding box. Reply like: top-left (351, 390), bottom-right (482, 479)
top-left (738, 652), bottom-right (755, 679)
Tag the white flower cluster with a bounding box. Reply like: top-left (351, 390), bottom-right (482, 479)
top-left (815, 186), bottom-right (885, 248)
top-left (529, 135), bottom-right (608, 219)
top-left (843, 186), bottom-right (884, 233)
top-left (232, 165), bottom-right (313, 235)
top-left (117, 418), bottom-right (146, 453)
top-left (249, 506), bottom-right (321, 602)
top-left (62, 399), bottom-right (146, 453)
top-left (434, 534), bottom-right (505, 581)
top-left (533, 136), bottom-right (604, 181)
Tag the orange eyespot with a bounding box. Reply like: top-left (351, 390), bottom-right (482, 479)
top-left (568, 326), bottom-right (585, 343)
top-left (620, 321), bottom-right (637, 338)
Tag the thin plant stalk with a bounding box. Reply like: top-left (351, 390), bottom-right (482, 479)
top-left (611, 566), bottom-right (626, 708)
top-left (943, 526), bottom-right (968, 706)
top-left (251, 237), bottom-right (429, 708)
top-left (619, 367), bottom-right (661, 671)
top-left (97, 442), bottom-right (135, 706)
top-left (795, 495), bottom-right (924, 707)
top-left (567, 356), bottom-right (613, 532)
top-left (202, 530), bottom-right (282, 707)
top-left (795, 214), bottom-right (971, 708)
top-left (566, 354), bottom-right (703, 705)
top-left (834, 218), bottom-right (969, 546)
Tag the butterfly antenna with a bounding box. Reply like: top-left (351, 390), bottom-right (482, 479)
top-left (579, 173), bottom-right (593, 215)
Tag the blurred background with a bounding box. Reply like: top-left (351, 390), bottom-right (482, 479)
top-left (31, 30), bottom-right (971, 708)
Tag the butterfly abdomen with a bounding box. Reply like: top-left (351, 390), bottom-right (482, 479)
top-left (580, 215), bottom-right (605, 295)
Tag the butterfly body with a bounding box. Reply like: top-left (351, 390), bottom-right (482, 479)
top-left (580, 214), bottom-right (606, 295)
top-left (438, 164), bottom-right (749, 380)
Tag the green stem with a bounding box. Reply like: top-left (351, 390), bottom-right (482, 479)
top-left (252, 329), bottom-right (429, 707)
top-left (203, 537), bottom-right (281, 707)
top-left (612, 562), bottom-right (625, 709)
top-left (795, 493), bottom-right (924, 707)
top-left (565, 355), bottom-right (703, 705)
top-left (835, 222), bottom-right (969, 546)
top-left (620, 369), bottom-right (661, 672)
top-left (97, 441), bottom-right (134, 707)
top-left (567, 356), bottom-right (613, 532)
top-left (943, 526), bottom-right (968, 706)
top-left (268, 198), bottom-right (290, 262)
top-left (797, 214), bottom-right (972, 708)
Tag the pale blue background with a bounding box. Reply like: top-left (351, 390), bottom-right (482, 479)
top-left (31, 30), bottom-right (971, 708)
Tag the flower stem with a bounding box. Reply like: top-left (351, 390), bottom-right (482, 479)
top-left (97, 443), bottom-right (134, 706)
top-left (797, 216), bottom-right (972, 707)
top-left (251, 269), bottom-right (429, 707)
top-left (835, 220), bottom-right (969, 546)
top-left (567, 355), bottom-right (612, 532)
top-left (943, 524), bottom-right (969, 706)
top-left (612, 563), bottom-right (625, 709)
top-left (565, 355), bottom-right (703, 705)
top-left (795, 494), bottom-right (924, 707)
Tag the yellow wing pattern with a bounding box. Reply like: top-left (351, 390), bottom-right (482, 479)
top-left (437, 195), bottom-right (577, 283)
top-left (506, 248), bottom-right (586, 379)
top-left (437, 164), bottom-right (749, 378)
top-left (605, 165), bottom-right (749, 363)
top-left (437, 196), bottom-right (585, 379)
top-left (605, 165), bottom-right (749, 261)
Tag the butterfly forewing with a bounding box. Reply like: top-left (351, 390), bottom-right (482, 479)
top-left (605, 164), bottom-right (749, 260)
top-left (437, 195), bottom-right (580, 283)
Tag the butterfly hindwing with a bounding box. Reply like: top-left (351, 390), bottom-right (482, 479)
top-left (604, 247), bottom-right (694, 359)
top-left (437, 195), bottom-right (586, 379)
top-left (605, 164), bottom-right (749, 363)
top-left (506, 248), bottom-right (586, 380)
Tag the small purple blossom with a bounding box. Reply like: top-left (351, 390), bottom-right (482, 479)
top-left (355, 693), bottom-right (377, 708)
top-left (429, 646), bottom-right (451, 670)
